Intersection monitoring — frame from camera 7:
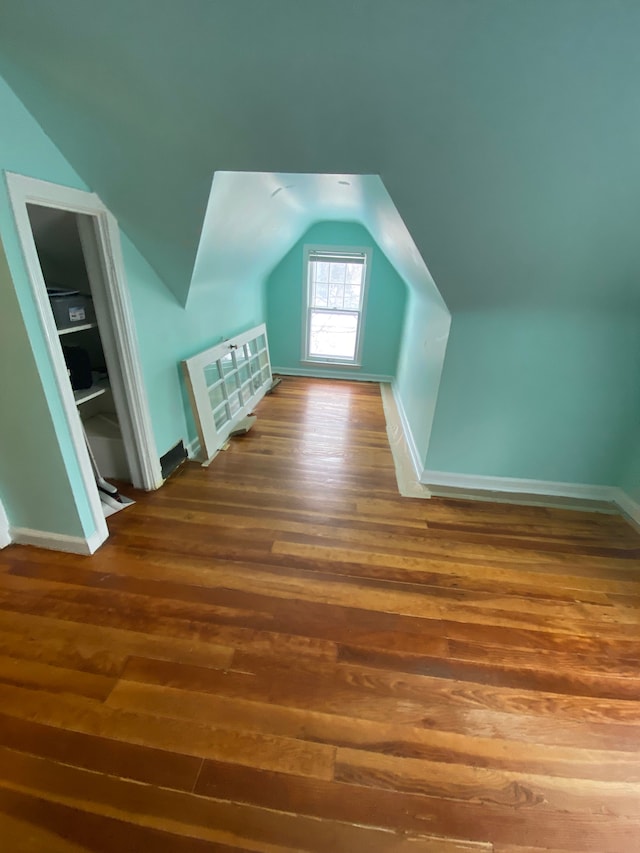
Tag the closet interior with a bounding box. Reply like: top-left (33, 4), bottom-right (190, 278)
top-left (27, 204), bottom-right (132, 500)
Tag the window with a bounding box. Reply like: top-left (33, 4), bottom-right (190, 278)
top-left (303, 246), bottom-right (370, 364)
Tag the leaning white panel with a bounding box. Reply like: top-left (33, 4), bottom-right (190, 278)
top-left (182, 324), bottom-right (272, 465)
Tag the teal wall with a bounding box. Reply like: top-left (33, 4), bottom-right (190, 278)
top-left (618, 430), bottom-right (640, 504)
top-left (425, 309), bottom-right (640, 486)
top-left (266, 222), bottom-right (407, 379)
top-left (123, 235), bottom-right (264, 449)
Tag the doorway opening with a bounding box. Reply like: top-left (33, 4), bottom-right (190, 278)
top-left (7, 173), bottom-right (161, 552)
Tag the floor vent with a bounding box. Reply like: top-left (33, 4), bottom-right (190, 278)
top-left (160, 440), bottom-right (188, 480)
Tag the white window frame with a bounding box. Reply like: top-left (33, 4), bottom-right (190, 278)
top-left (301, 244), bottom-right (371, 367)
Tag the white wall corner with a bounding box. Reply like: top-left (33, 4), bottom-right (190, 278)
top-left (611, 487), bottom-right (640, 529)
top-left (0, 499), bottom-right (11, 549)
top-left (11, 526), bottom-right (106, 555)
top-left (186, 436), bottom-right (202, 461)
top-left (389, 381), bottom-right (425, 482)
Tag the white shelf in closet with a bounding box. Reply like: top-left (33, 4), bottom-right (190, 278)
top-left (57, 322), bottom-right (98, 336)
top-left (74, 378), bottom-right (110, 406)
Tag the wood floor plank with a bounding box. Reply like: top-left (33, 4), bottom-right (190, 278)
top-left (194, 758), bottom-right (640, 851)
top-left (107, 680), bottom-right (640, 781)
top-left (0, 747), bottom-right (461, 852)
top-left (0, 680), bottom-right (334, 780)
top-left (0, 377), bottom-right (638, 851)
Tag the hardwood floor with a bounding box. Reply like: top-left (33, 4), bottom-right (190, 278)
top-left (1, 377), bottom-right (640, 852)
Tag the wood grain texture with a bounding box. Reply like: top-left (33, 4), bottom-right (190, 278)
top-left (1, 377), bottom-right (639, 852)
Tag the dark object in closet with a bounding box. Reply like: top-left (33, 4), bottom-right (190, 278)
top-left (47, 287), bottom-right (94, 331)
top-left (62, 345), bottom-right (93, 390)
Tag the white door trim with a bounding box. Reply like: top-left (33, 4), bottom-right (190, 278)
top-left (5, 173), bottom-right (162, 548)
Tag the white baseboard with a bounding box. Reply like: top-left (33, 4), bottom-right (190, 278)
top-left (10, 526), bottom-right (106, 555)
top-left (390, 383), bottom-right (424, 481)
top-left (379, 384), bottom-right (431, 498)
top-left (273, 367), bottom-right (394, 383)
top-left (611, 487), bottom-right (640, 528)
top-left (421, 470), bottom-right (618, 507)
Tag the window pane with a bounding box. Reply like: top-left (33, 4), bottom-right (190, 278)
top-left (312, 281), bottom-right (328, 307)
top-left (343, 284), bottom-right (361, 309)
top-left (329, 263), bottom-right (346, 284)
top-left (309, 310), bottom-right (358, 359)
top-left (313, 261), bottom-right (329, 283)
top-left (327, 283), bottom-right (344, 309)
top-left (346, 263), bottom-right (363, 285)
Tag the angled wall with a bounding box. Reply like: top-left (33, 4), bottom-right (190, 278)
top-left (266, 221), bottom-right (407, 380)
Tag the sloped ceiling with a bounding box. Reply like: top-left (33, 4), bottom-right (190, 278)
top-left (1, 0), bottom-right (640, 311)
top-left (189, 171), bottom-right (445, 309)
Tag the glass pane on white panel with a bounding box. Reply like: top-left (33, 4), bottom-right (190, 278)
top-left (220, 352), bottom-right (234, 376)
top-left (214, 404), bottom-right (230, 429)
top-left (309, 310), bottom-right (358, 359)
top-left (247, 338), bottom-right (258, 357)
top-left (258, 351), bottom-right (268, 368)
top-left (228, 392), bottom-right (241, 416)
top-left (236, 346), bottom-right (249, 371)
top-left (238, 364), bottom-right (250, 385)
top-left (208, 383), bottom-right (225, 409)
top-left (226, 371), bottom-right (240, 393)
top-left (204, 362), bottom-right (221, 386)
top-left (257, 334), bottom-right (266, 352)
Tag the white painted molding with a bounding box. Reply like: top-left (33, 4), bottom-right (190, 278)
top-left (611, 488), bottom-right (640, 528)
top-left (0, 500), bottom-right (10, 549)
top-left (421, 469), bottom-right (618, 504)
top-left (274, 367), bottom-right (394, 383)
top-left (11, 526), bottom-right (105, 555)
top-left (80, 209), bottom-right (163, 489)
top-left (186, 436), bottom-right (201, 460)
top-left (390, 382), bottom-right (424, 481)
top-left (380, 383), bottom-right (431, 499)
